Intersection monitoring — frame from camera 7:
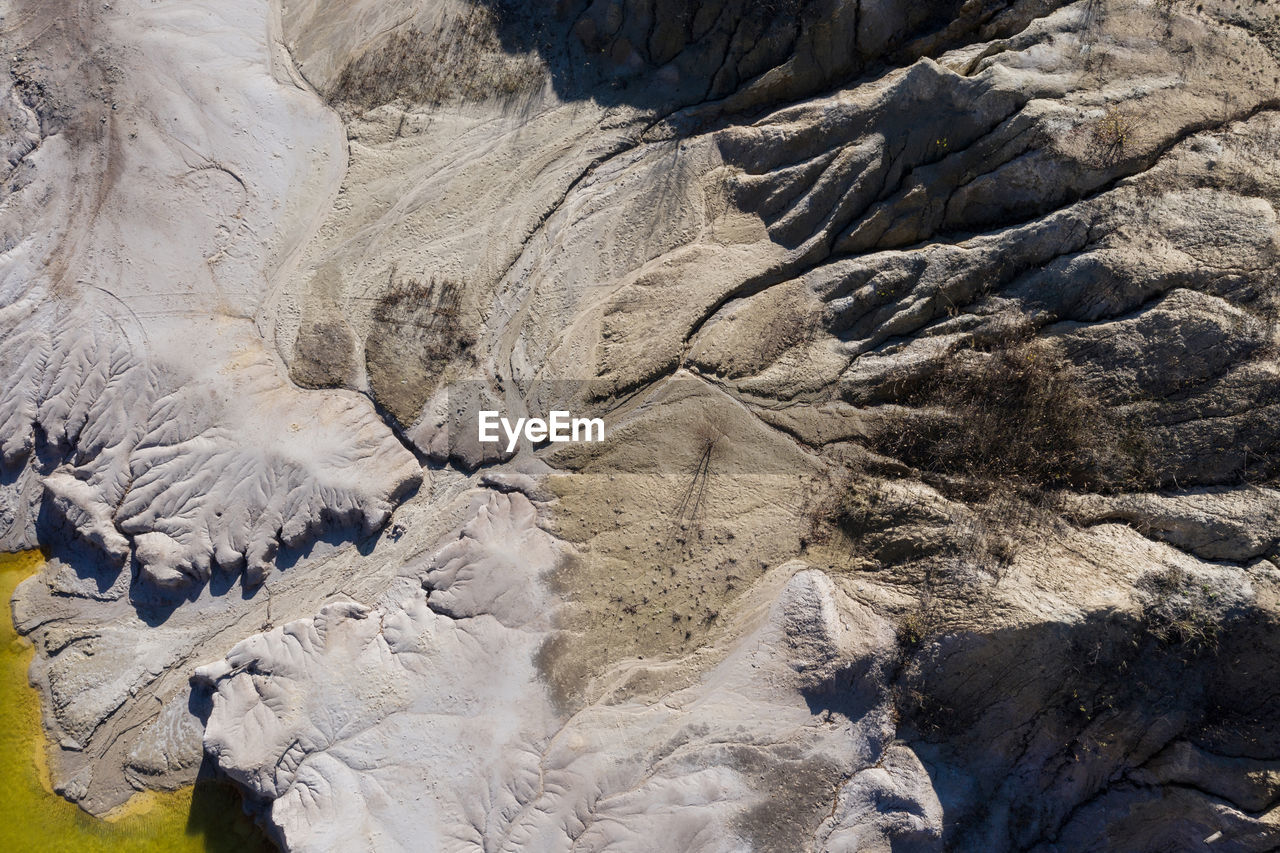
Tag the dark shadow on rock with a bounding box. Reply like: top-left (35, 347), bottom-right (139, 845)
top-left (188, 676), bottom-right (215, 724)
top-left (188, 687), bottom-right (278, 850)
top-left (892, 607), bottom-right (1280, 850)
top-left (131, 563), bottom-right (207, 627)
top-left (207, 565), bottom-right (240, 599)
top-left (187, 754), bottom-right (279, 853)
top-left (801, 643), bottom-right (894, 723)
top-left (32, 495), bottom-right (122, 598)
top-left (123, 488), bottom-right (415, 620)
top-left (272, 514), bottom-right (383, 577)
top-left (333, 0), bottom-right (1067, 128)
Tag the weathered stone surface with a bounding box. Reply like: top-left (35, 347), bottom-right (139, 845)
top-left (10, 0), bottom-right (1280, 847)
top-left (0, 0), bottom-right (422, 810)
top-left (0, 0), bottom-right (420, 589)
top-left (198, 492), bottom-right (916, 852)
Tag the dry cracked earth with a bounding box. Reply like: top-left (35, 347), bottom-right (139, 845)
top-left (4, 0), bottom-right (1280, 850)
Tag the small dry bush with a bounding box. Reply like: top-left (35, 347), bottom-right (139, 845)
top-left (808, 465), bottom-right (1045, 581)
top-left (1089, 106), bottom-right (1136, 165)
top-left (810, 472), bottom-right (940, 552)
top-left (951, 492), bottom-right (1038, 577)
top-left (691, 411), bottom-right (731, 454)
top-left (1137, 566), bottom-right (1220, 652)
top-left (897, 595), bottom-right (940, 652)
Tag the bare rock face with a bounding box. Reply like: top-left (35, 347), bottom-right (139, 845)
top-left (0, 0), bottom-right (420, 813)
top-left (10, 0), bottom-right (1280, 848)
top-left (895, 599), bottom-right (1280, 851)
top-left (197, 491), bottom-right (921, 852)
top-left (0, 0), bottom-right (420, 587)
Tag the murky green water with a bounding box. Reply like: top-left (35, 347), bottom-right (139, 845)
top-left (0, 551), bottom-right (275, 852)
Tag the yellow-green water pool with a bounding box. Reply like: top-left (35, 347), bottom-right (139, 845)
top-left (0, 550), bottom-right (275, 853)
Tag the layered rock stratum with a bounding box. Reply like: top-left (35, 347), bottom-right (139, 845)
top-left (5, 0), bottom-right (1280, 849)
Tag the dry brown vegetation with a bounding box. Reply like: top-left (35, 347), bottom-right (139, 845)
top-left (672, 413), bottom-right (730, 531)
top-left (327, 6), bottom-right (545, 111)
top-left (1137, 566), bottom-right (1220, 652)
top-left (807, 463), bottom-right (1053, 597)
top-left (1089, 105), bottom-right (1136, 165)
top-left (896, 592), bottom-right (940, 652)
top-left (806, 329), bottom-right (1150, 646)
top-left (868, 337), bottom-right (1150, 499)
top-left (365, 275), bottom-right (475, 429)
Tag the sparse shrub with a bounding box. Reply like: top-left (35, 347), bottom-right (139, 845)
top-left (868, 336), bottom-right (1150, 498)
top-left (365, 275), bottom-right (475, 428)
top-left (953, 494), bottom-right (1032, 579)
top-left (817, 477), bottom-right (881, 543)
top-left (691, 411), bottom-right (730, 454)
top-left (808, 468), bottom-right (942, 548)
top-left (897, 599), bottom-right (939, 651)
top-left (1090, 106), bottom-right (1136, 165)
top-left (672, 413), bottom-right (727, 530)
top-left (1138, 566), bottom-right (1220, 652)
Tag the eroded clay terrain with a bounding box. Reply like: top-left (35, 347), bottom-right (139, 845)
top-left (5, 0), bottom-right (1280, 849)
